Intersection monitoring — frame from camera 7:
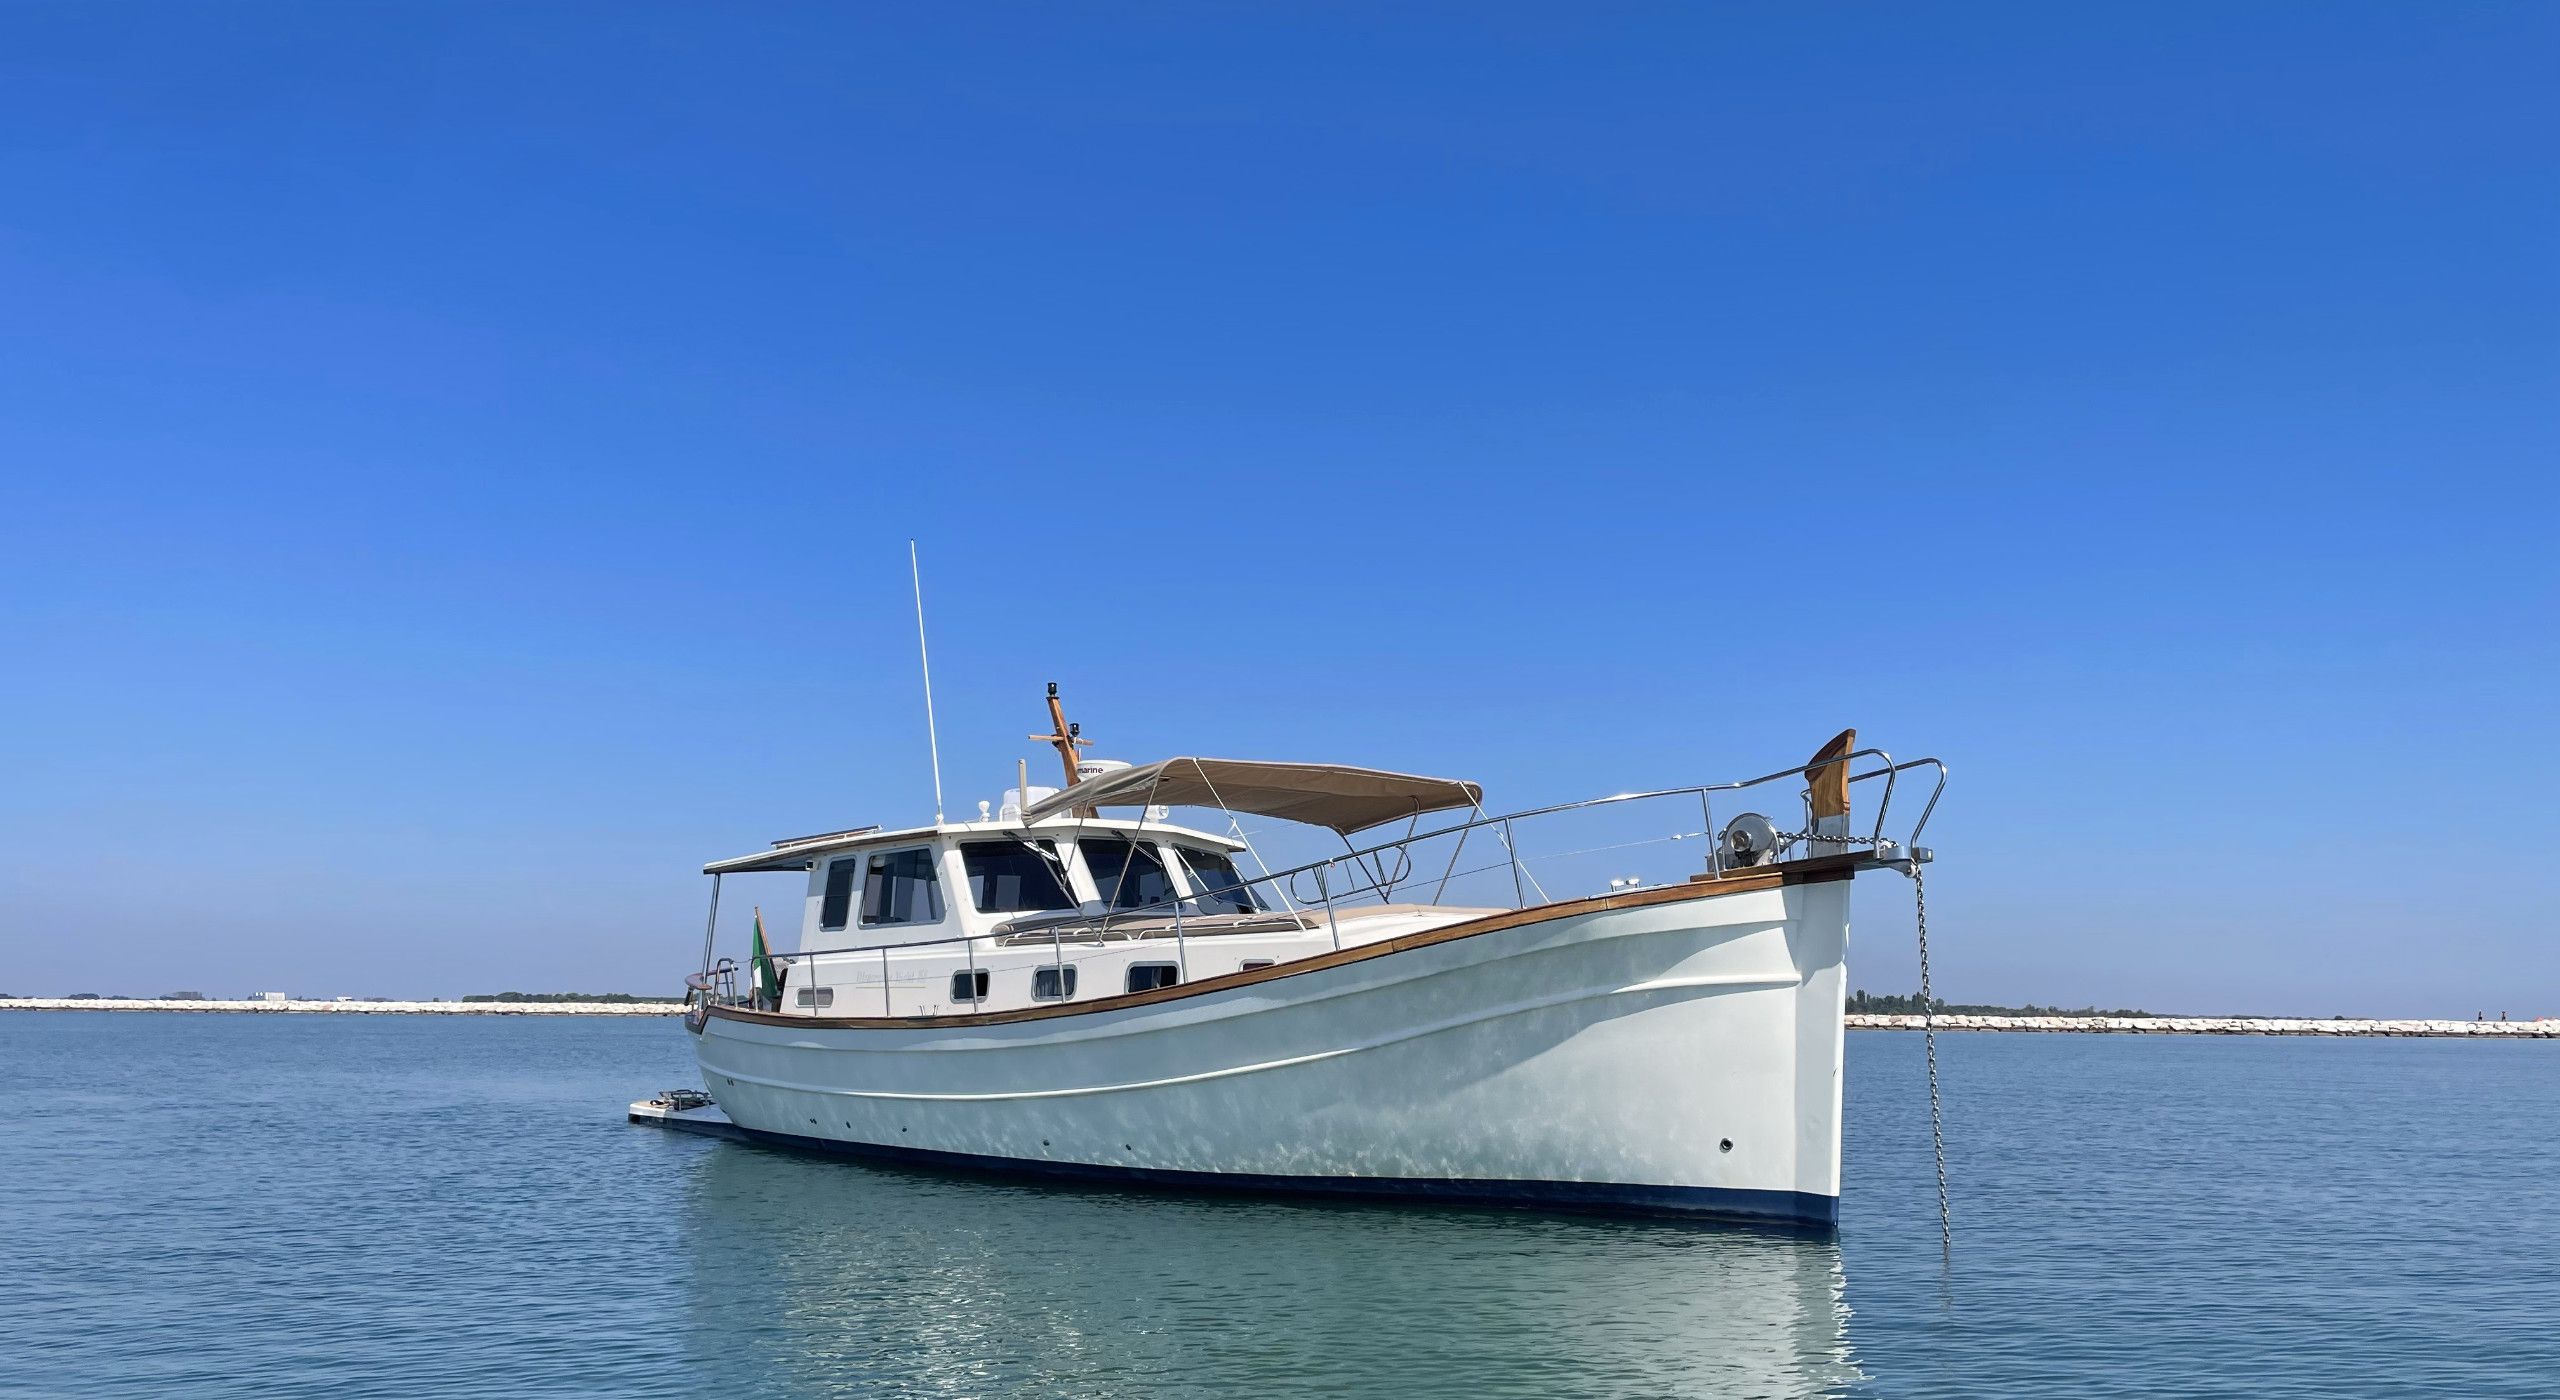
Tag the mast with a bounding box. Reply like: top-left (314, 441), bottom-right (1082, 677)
top-left (1029, 681), bottom-right (1089, 790)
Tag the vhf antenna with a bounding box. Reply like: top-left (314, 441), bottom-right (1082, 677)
top-left (909, 540), bottom-right (945, 825)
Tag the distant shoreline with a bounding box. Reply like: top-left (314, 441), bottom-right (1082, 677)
top-left (2, 999), bottom-right (2550, 1035)
top-left (1848, 1013), bottom-right (2553, 1038)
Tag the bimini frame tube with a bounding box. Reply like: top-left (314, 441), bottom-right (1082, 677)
top-left (697, 873), bottom-right (724, 979)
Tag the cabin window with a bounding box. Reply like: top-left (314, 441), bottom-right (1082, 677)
top-left (951, 969), bottom-right (990, 1003)
top-left (1176, 848), bottom-right (1264, 915)
top-left (819, 858), bottom-right (860, 932)
top-left (963, 841), bottom-right (1075, 914)
top-left (794, 987), bottom-right (835, 1009)
top-left (1126, 963), bottom-right (1179, 994)
top-left (1032, 965), bottom-right (1077, 1001)
top-left (860, 848), bottom-right (944, 926)
top-left (1240, 959), bottom-right (1276, 971)
top-left (1080, 839), bottom-right (1175, 912)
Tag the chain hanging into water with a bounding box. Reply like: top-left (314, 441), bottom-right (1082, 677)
top-left (1785, 828), bottom-right (1951, 1243)
top-left (1909, 860), bottom-right (1951, 1246)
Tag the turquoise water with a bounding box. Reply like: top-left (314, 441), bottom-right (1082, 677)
top-left (3, 1014), bottom-right (2552, 1398)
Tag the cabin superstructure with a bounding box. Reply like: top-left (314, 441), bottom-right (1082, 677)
top-left (699, 754), bottom-right (1495, 1017)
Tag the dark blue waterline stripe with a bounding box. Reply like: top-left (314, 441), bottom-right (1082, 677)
top-left (714, 1122), bottom-right (1838, 1228)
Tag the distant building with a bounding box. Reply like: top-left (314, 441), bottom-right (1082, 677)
top-left (160, 992), bottom-right (206, 1001)
top-left (257, 992), bottom-right (290, 1003)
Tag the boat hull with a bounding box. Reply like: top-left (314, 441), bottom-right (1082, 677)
top-left (694, 870), bottom-right (1855, 1226)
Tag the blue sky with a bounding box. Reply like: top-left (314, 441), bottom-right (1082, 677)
top-left (2, 5), bottom-right (2552, 1013)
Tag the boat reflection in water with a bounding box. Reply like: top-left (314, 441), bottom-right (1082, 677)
top-left (674, 1142), bottom-right (1864, 1398)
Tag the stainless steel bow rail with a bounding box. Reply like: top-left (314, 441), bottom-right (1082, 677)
top-left (686, 750), bottom-right (1945, 1008)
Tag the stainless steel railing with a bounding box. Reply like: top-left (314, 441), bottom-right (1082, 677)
top-left (691, 749), bottom-right (1944, 1014)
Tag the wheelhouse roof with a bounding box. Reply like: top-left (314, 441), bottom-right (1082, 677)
top-left (1018, 757), bottom-right (1484, 836)
top-left (701, 817), bottom-right (1241, 875)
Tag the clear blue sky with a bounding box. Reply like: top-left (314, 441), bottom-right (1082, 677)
top-left (2, 5), bottom-right (2551, 1013)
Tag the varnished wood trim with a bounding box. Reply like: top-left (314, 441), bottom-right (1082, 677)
top-left (1806, 728), bottom-right (1856, 820)
top-left (707, 853), bottom-right (1869, 1032)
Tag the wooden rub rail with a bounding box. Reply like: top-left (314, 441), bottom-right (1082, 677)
top-left (1850, 1014), bottom-right (2557, 1038)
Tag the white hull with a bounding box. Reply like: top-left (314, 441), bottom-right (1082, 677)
top-left (694, 870), bottom-right (1854, 1225)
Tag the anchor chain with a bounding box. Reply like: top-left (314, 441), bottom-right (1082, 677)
top-left (1775, 830), bottom-right (1880, 847)
top-left (1906, 859), bottom-right (1950, 1245)
top-left (1753, 821), bottom-right (1951, 1241)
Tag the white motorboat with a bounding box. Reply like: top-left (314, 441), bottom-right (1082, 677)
top-left (680, 687), bottom-right (1942, 1227)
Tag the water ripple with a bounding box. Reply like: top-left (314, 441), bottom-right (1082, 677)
top-left (1, 1014), bottom-right (2549, 1398)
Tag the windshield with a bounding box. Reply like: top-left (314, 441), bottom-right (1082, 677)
top-left (859, 847), bottom-right (944, 927)
top-left (1079, 838), bottom-right (1176, 911)
top-left (962, 841), bottom-right (1075, 914)
top-left (1177, 848), bottom-right (1263, 915)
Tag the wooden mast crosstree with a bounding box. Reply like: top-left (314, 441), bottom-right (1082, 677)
top-left (1030, 682), bottom-right (1090, 791)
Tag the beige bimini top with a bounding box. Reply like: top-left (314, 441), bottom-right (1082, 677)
top-left (1019, 757), bottom-right (1484, 836)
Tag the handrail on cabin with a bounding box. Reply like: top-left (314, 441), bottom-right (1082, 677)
top-left (701, 749), bottom-right (1945, 996)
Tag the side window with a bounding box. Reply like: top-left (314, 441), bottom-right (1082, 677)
top-left (1177, 848), bottom-right (1263, 915)
top-left (1032, 965), bottom-right (1078, 1001)
top-left (951, 969), bottom-right (989, 1003)
top-left (794, 987), bottom-right (835, 1009)
top-left (962, 841), bottom-right (1074, 914)
top-left (1080, 839), bottom-right (1175, 911)
top-left (819, 858), bottom-right (860, 932)
top-left (1126, 963), bottom-right (1179, 994)
top-left (860, 848), bottom-right (945, 927)
top-left (1240, 959), bottom-right (1276, 972)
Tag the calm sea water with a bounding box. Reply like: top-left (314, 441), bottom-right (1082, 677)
top-left (3, 1014), bottom-right (2552, 1398)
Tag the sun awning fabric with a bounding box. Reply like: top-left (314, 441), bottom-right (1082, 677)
top-left (1019, 758), bottom-right (1484, 836)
